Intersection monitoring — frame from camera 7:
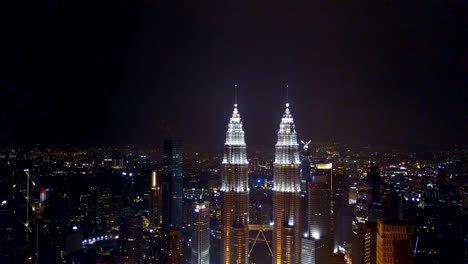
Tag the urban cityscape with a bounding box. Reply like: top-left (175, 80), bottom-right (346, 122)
top-left (3, 1), bottom-right (465, 264)
top-left (0, 101), bottom-right (466, 263)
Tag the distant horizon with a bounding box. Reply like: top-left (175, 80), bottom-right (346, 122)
top-left (1, 140), bottom-right (465, 154)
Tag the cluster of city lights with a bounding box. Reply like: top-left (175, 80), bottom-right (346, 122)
top-left (82, 234), bottom-right (117, 246)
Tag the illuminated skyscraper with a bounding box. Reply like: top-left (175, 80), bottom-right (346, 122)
top-left (221, 103), bottom-right (249, 264)
top-left (150, 170), bottom-right (162, 228)
top-left (352, 222), bottom-right (377, 264)
top-left (376, 220), bottom-right (413, 264)
top-left (191, 201), bottom-right (210, 264)
top-left (273, 103), bottom-right (301, 264)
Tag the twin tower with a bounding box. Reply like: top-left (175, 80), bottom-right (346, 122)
top-left (221, 103), bottom-right (302, 264)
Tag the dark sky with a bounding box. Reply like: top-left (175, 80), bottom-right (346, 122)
top-left (2, 1), bottom-right (466, 151)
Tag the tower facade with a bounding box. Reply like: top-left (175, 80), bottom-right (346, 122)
top-left (352, 222), bottom-right (377, 264)
top-left (150, 170), bottom-right (162, 228)
top-left (221, 104), bottom-right (249, 264)
top-left (191, 201), bottom-right (210, 264)
top-left (162, 139), bottom-right (183, 228)
top-left (273, 103), bottom-right (302, 264)
top-left (376, 220), bottom-right (413, 264)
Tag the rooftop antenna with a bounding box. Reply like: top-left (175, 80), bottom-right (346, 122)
top-left (286, 84), bottom-right (289, 104)
top-left (301, 140), bottom-right (311, 150)
top-left (234, 84), bottom-right (238, 105)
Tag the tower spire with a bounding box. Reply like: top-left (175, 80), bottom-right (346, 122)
top-left (235, 84), bottom-right (238, 105)
top-left (273, 93), bottom-right (302, 264)
top-left (221, 98), bottom-right (249, 264)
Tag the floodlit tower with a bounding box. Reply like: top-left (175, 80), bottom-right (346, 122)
top-left (191, 201), bottom-right (210, 264)
top-left (273, 103), bottom-right (302, 264)
top-left (221, 103), bottom-right (249, 264)
top-left (376, 219), bottom-right (413, 264)
top-left (150, 170), bottom-right (162, 228)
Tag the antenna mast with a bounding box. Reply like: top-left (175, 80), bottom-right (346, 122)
top-left (235, 84), bottom-right (238, 105)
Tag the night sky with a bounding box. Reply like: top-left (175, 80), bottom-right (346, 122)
top-left (3, 1), bottom-right (466, 151)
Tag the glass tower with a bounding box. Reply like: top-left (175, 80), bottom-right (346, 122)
top-left (162, 139), bottom-right (183, 228)
top-left (191, 201), bottom-right (210, 264)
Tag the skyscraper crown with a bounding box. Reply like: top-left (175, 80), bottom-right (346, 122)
top-left (222, 104), bottom-right (248, 165)
top-left (274, 103), bottom-right (300, 165)
top-left (224, 104), bottom-right (246, 146)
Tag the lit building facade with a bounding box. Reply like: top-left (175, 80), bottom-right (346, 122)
top-left (352, 222), bottom-right (377, 264)
top-left (300, 140), bottom-right (311, 192)
top-left (221, 104), bottom-right (249, 264)
top-left (272, 103), bottom-right (302, 264)
top-left (306, 174), bottom-right (330, 264)
top-left (150, 170), bottom-right (162, 228)
top-left (191, 201), bottom-right (210, 264)
top-left (376, 220), bottom-right (413, 264)
top-left (300, 237), bottom-right (315, 264)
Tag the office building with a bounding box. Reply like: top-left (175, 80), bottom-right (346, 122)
top-left (272, 103), bottom-right (301, 264)
top-left (191, 201), bottom-right (210, 264)
top-left (301, 236), bottom-right (315, 264)
top-left (150, 170), bottom-right (162, 228)
top-left (352, 222), bottom-right (377, 264)
top-left (376, 219), bottom-right (413, 264)
top-left (162, 139), bottom-right (183, 228)
top-left (220, 103), bottom-right (249, 264)
top-left (306, 174), bottom-right (330, 264)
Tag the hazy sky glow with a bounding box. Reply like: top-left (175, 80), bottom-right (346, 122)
top-left (3, 1), bottom-right (465, 150)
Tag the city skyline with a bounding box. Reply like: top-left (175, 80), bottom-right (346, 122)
top-left (1, 2), bottom-right (466, 262)
top-left (0, 128), bottom-right (465, 263)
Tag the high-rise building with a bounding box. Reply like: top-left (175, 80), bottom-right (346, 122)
top-left (220, 103), bottom-right (249, 264)
top-left (162, 139), bottom-right (183, 228)
top-left (165, 229), bottom-right (183, 264)
top-left (307, 175), bottom-right (330, 242)
top-left (300, 140), bottom-right (312, 192)
top-left (121, 216), bottom-right (143, 264)
top-left (334, 206), bottom-right (353, 252)
top-left (191, 201), bottom-right (210, 264)
top-left (273, 103), bottom-right (302, 264)
top-left (150, 170), bottom-right (162, 228)
top-left (300, 141), bottom-right (312, 236)
top-left (306, 174), bottom-right (330, 264)
top-left (96, 187), bottom-right (113, 232)
top-left (121, 172), bottom-right (135, 217)
top-left (301, 236), bottom-right (316, 264)
top-left (376, 219), bottom-right (413, 264)
top-left (352, 222), bottom-right (377, 264)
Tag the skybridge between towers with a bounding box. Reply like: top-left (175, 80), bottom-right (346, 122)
top-left (248, 224), bottom-right (273, 257)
